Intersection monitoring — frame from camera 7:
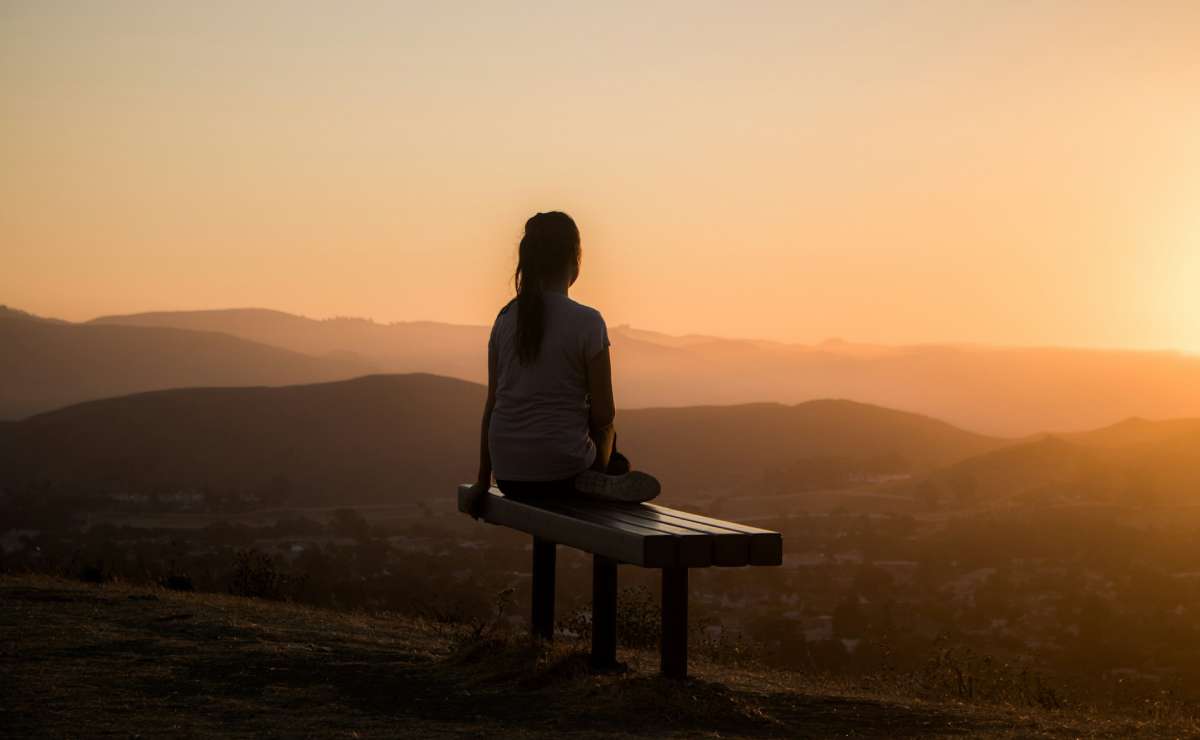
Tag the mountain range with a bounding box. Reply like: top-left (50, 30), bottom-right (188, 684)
top-left (4, 304), bottom-right (1200, 436)
top-left (88, 307), bottom-right (1200, 436)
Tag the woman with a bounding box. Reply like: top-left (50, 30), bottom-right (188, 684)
top-left (466, 211), bottom-right (659, 514)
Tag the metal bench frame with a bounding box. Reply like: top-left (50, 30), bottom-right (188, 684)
top-left (458, 485), bottom-right (783, 678)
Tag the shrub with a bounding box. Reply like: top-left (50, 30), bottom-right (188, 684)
top-left (228, 548), bottom-right (282, 599)
top-left (917, 645), bottom-right (1064, 710)
top-left (559, 585), bottom-right (660, 648)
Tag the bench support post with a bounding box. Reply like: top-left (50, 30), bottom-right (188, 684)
top-left (531, 537), bottom-right (556, 641)
top-left (661, 566), bottom-right (688, 679)
top-left (591, 555), bottom-right (618, 669)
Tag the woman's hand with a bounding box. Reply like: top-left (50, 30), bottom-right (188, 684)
top-left (464, 481), bottom-right (491, 520)
top-left (469, 339), bottom-right (497, 521)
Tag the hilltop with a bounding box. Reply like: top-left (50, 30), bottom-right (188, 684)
top-left (1, 574), bottom-right (1179, 738)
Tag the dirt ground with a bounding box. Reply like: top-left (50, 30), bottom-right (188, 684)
top-left (0, 575), bottom-right (1186, 738)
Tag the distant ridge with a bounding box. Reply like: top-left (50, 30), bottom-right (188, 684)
top-left (1064, 417), bottom-right (1200, 448)
top-left (90, 307), bottom-right (487, 391)
top-left (87, 307), bottom-right (1200, 435)
top-left (0, 305), bottom-right (66, 324)
top-left (0, 310), bottom-right (373, 419)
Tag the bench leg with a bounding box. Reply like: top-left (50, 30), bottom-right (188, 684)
top-left (661, 566), bottom-right (688, 679)
top-left (531, 537), bottom-right (556, 641)
top-left (591, 555), bottom-right (618, 669)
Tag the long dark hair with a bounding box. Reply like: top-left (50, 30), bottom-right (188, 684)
top-left (513, 211), bottom-right (581, 364)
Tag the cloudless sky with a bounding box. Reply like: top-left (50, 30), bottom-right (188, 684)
top-left (2, 1), bottom-right (1198, 350)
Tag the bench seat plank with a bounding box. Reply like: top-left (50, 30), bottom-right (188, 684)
top-left (458, 485), bottom-right (782, 568)
top-left (559, 501), bottom-right (752, 566)
top-left (459, 486), bottom-right (676, 566)
top-left (541, 500), bottom-right (716, 567)
top-left (642, 503), bottom-right (783, 565)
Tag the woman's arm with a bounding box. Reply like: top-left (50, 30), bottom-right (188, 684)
top-left (475, 342), bottom-right (498, 488)
top-left (463, 342), bottom-right (498, 518)
top-left (586, 347), bottom-right (616, 471)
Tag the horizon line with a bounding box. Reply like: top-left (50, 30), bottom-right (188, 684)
top-left (6, 302), bottom-right (1198, 359)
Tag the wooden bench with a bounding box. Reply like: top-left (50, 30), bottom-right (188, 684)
top-left (457, 485), bottom-right (783, 679)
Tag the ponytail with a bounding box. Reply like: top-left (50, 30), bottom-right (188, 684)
top-left (514, 264), bottom-right (545, 365)
top-left (513, 211), bottom-right (580, 365)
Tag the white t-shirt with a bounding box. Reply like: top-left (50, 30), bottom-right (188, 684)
top-left (487, 292), bottom-right (611, 481)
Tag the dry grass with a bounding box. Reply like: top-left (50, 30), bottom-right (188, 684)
top-left (2, 574), bottom-right (1194, 738)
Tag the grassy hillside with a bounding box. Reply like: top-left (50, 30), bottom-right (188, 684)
top-left (2, 574), bottom-right (1182, 738)
top-left (0, 375), bottom-right (1003, 508)
top-left (0, 314), bottom-right (373, 420)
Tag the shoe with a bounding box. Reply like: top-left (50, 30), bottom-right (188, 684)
top-left (574, 469), bottom-right (661, 503)
top-left (606, 450), bottom-right (631, 475)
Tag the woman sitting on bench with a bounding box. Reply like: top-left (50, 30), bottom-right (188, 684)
top-left (466, 210), bottom-right (660, 514)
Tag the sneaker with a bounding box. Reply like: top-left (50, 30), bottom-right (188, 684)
top-left (606, 450), bottom-right (631, 476)
top-left (574, 469), bottom-right (661, 503)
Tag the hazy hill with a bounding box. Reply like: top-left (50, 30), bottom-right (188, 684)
top-left (905, 437), bottom-right (1102, 508)
top-left (0, 312), bottom-right (374, 419)
top-left (618, 400), bottom-right (1002, 495)
top-left (92, 308), bottom-right (1200, 436)
top-left (0, 374), bottom-right (481, 506)
top-left (0, 374), bottom-right (1002, 507)
top-left (1115, 428), bottom-right (1200, 501)
top-left (91, 308), bottom-right (487, 383)
top-left (0, 304), bottom-right (66, 324)
top-left (1063, 417), bottom-right (1200, 448)
top-left (903, 420), bottom-right (1200, 509)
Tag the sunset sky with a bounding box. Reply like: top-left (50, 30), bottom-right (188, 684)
top-left (3, 2), bottom-right (1198, 351)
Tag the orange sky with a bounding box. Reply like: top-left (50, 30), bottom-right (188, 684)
top-left (2, 2), bottom-right (1198, 351)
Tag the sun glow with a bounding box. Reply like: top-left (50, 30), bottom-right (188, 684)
top-left (2, 2), bottom-right (1200, 352)
top-left (1174, 250), bottom-right (1200, 355)
top-left (1147, 192), bottom-right (1200, 354)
